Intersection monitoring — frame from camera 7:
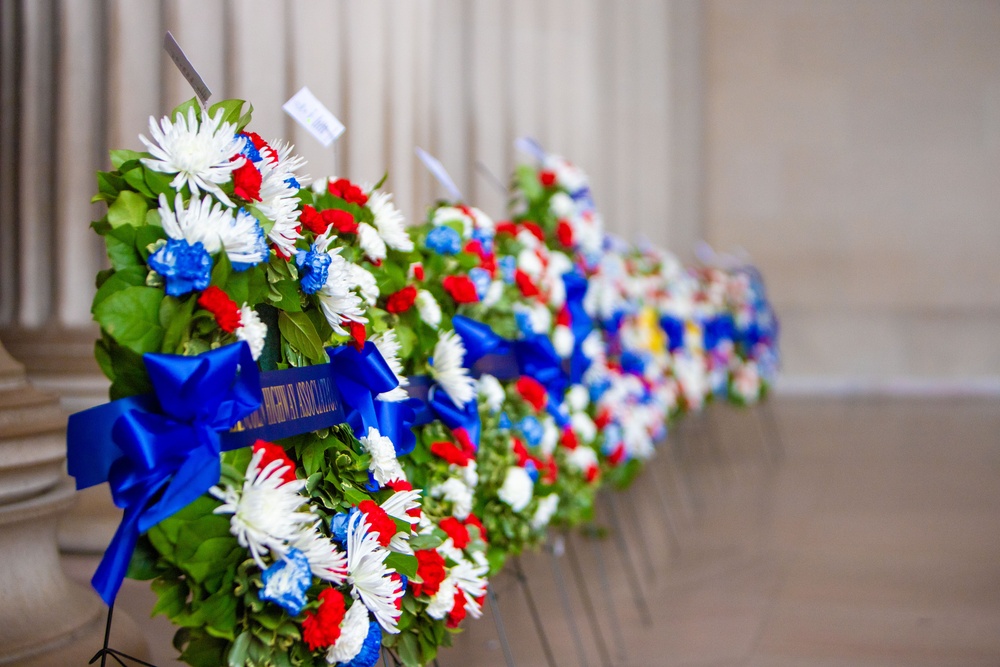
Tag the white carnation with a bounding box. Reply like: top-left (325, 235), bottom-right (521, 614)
top-left (498, 466), bottom-right (534, 512)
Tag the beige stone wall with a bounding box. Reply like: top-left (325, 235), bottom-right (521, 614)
top-left (703, 0), bottom-right (1000, 389)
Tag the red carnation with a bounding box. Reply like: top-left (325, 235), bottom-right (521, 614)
top-left (521, 220), bottom-right (545, 241)
top-left (447, 589), bottom-right (468, 629)
top-left (430, 441), bottom-right (471, 467)
top-left (197, 286), bottom-right (242, 333)
top-left (300, 205), bottom-right (328, 235)
top-left (479, 252), bottom-right (496, 277)
top-left (542, 456), bottom-right (558, 484)
top-left (231, 157), bottom-right (262, 202)
top-left (539, 170), bottom-right (557, 187)
top-left (556, 220), bottom-right (574, 247)
top-left (413, 549), bottom-right (447, 597)
top-left (585, 464), bottom-right (600, 483)
top-left (321, 208), bottom-right (358, 234)
top-left (496, 221), bottom-right (518, 237)
top-left (359, 500), bottom-right (398, 547)
top-left (346, 319), bottom-right (366, 350)
top-left (515, 270), bottom-right (540, 298)
top-left (594, 409), bottom-right (612, 430)
top-left (439, 516), bottom-right (471, 550)
top-left (388, 479), bottom-right (413, 492)
top-left (452, 427), bottom-right (476, 456)
top-left (243, 131), bottom-right (277, 163)
top-left (556, 307), bottom-right (571, 327)
top-left (511, 437), bottom-right (532, 467)
top-left (561, 427), bottom-right (578, 450)
top-left (252, 440), bottom-right (297, 484)
top-left (464, 513), bottom-right (487, 541)
top-left (515, 377), bottom-right (548, 411)
top-left (328, 178), bottom-right (369, 206)
top-left (409, 263), bottom-right (425, 281)
top-left (302, 588), bottom-right (346, 651)
top-left (385, 285), bottom-right (418, 314)
top-left (607, 443), bottom-right (626, 466)
top-left (442, 275), bottom-right (480, 304)
top-left (464, 239), bottom-right (486, 259)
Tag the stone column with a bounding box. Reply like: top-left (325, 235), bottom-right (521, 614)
top-left (0, 337), bottom-right (147, 665)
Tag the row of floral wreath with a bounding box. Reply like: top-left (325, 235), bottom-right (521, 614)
top-left (82, 98), bottom-right (778, 667)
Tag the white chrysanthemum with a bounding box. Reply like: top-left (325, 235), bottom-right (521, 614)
top-left (539, 418), bottom-right (560, 457)
top-left (257, 140), bottom-right (306, 257)
top-left (460, 460), bottom-right (479, 489)
top-left (430, 477), bottom-right (473, 520)
top-left (317, 252), bottom-right (368, 336)
top-left (516, 228), bottom-right (541, 249)
top-left (430, 330), bottom-right (475, 406)
top-left (236, 305), bottom-right (267, 361)
top-left (531, 494), bottom-right (560, 530)
top-left (566, 385), bottom-right (589, 412)
top-left (158, 193), bottom-right (232, 253)
top-left (498, 466), bottom-right (534, 512)
top-left (380, 488), bottom-right (422, 553)
top-left (360, 427), bottom-right (406, 487)
top-left (570, 412), bottom-right (597, 445)
top-left (345, 512), bottom-right (403, 633)
top-left (347, 263), bottom-right (379, 307)
top-left (425, 576), bottom-right (458, 620)
top-left (416, 289), bottom-right (441, 328)
top-left (210, 449), bottom-right (314, 570)
top-left (140, 107), bottom-right (243, 207)
top-left (517, 248), bottom-right (544, 278)
top-left (477, 374), bottom-right (505, 412)
top-left (581, 330), bottom-right (605, 362)
top-left (567, 444), bottom-right (598, 473)
top-left (371, 331), bottom-right (409, 402)
top-left (623, 417), bottom-right (655, 460)
top-left (482, 280), bottom-right (504, 308)
top-left (549, 192), bottom-right (575, 219)
top-left (673, 351), bottom-right (708, 411)
top-left (290, 527), bottom-right (348, 584)
top-left (450, 557), bottom-right (489, 616)
top-left (733, 361), bottom-right (761, 402)
top-left (357, 222), bottom-right (387, 262)
top-left (553, 325), bottom-right (574, 359)
top-left (325, 600), bottom-right (370, 664)
top-left (369, 190), bottom-right (414, 252)
top-left (219, 208), bottom-right (268, 267)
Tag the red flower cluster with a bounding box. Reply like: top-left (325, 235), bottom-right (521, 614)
top-left (515, 377), bottom-right (548, 411)
top-left (358, 500), bottom-right (398, 548)
top-left (323, 208), bottom-right (358, 234)
top-left (302, 588), bottom-right (346, 651)
top-left (299, 205), bottom-right (327, 235)
top-left (345, 319), bottom-right (367, 350)
top-left (607, 443), bottom-right (626, 466)
top-left (447, 589), bottom-right (468, 629)
top-left (464, 513), bottom-right (487, 541)
top-left (464, 240), bottom-right (496, 278)
top-left (252, 440), bottom-right (297, 484)
top-left (539, 170), bottom-right (557, 188)
top-left (442, 275), bottom-right (479, 304)
top-left (521, 220), bottom-right (545, 242)
top-left (197, 286), bottom-right (241, 333)
top-left (328, 178), bottom-right (368, 206)
top-left (556, 220), bottom-right (574, 247)
top-left (560, 427), bottom-right (578, 450)
top-left (430, 441), bottom-right (472, 467)
top-left (243, 131), bottom-right (277, 163)
top-left (452, 427), bottom-right (476, 456)
top-left (413, 549), bottom-right (447, 597)
top-left (231, 157), bottom-right (262, 202)
top-left (438, 516), bottom-right (471, 549)
top-left (385, 285), bottom-right (418, 314)
top-left (514, 269), bottom-right (540, 298)
top-left (409, 263), bottom-right (425, 281)
top-left (585, 464), bottom-right (600, 483)
top-left (496, 221), bottom-right (518, 237)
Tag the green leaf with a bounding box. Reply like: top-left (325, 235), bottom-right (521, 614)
top-left (408, 533), bottom-right (444, 551)
top-left (160, 295), bottom-right (196, 354)
top-left (341, 485), bottom-right (370, 507)
top-left (170, 97), bottom-right (200, 122)
top-left (397, 632), bottom-right (421, 667)
top-left (107, 190), bottom-right (150, 228)
top-left (211, 250), bottom-right (232, 289)
top-left (385, 552), bottom-right (418, 579)
top-left (93, 286), bottom-right (165, 354)
top-left (104, 228), bottom-right (142, 271)
top-left (123, 166), bottom-right (155, 197)
top-left (227, 631), bottom-right (251, 667)
top-left (145, 166), bottom-right (175, 198)
top-left (209, 99), bottom-right (247, 128)
top-left (97, 170), bottom-right (126, 198)
top-left (269, 277), bottom-right (303, 312)
top-left (278, 310), bottom-right (326, 364)
top-left (110, 149), bottom-right (146, 170)
top-left (125, 537), bottom-right (161, 580)
top-left (92, 266), bottom-right (147, 309)
top-left (151, 578), bottom-right (187, 617)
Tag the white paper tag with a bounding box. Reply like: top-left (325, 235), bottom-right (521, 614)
top-left (163, 32), bottom-right (212, 104)
top-left (415, 147), bottom-right (464, 202)
top-left (282, 87), bottom-right (345, 148)
top-left (515, 136), bottom-right (548, 162)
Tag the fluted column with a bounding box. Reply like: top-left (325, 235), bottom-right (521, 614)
top-left (0, 337), bottom-right (147, 665)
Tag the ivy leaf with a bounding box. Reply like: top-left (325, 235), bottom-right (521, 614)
top-left (278, 310), bottom-right (326, 364)
top-left (93, 286), bottom-right (165, 354)
top-left (108, 190), bottom-right (150, 228)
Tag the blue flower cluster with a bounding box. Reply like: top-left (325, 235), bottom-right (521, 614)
top-left (425, 225), bottom-right (462, 255)
top-left (468, 267), bottom-right (492, 300)
top-left (259, 548), bottom-right (312, 615)
top-left (295, 245), bottom-right (333, 294)
top-left (148, 239), bottom-right (212, 296)
top-left (340, 620), bottom-right (382, 667)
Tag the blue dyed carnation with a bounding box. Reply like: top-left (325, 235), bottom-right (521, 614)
top-left (518, 415), bottom-right (544, 447)
top-left (148, 239), bottom-right (212, 297)
top-left (295, 245), bottom-right (332, 295)
top-left (468, 267), bottom-right (492, 300)
top-left (340, 621), bottom-right (382, 667)
top-left (231, 209), bottom-right (269, 272)
top-left (620, 351), bottom-right (647, 376)
top-left (331, 508), bottom-right (359, 546)
top-left (514, 310), bottom-right (535, 336)
top-left (523, 459), bottom-right (540, 484)
top-left (365, 471), bottom-right (381, 492)
top-left (471, 226), bottom-right (494, 253)
top-left (425, 225), bottom-right (462, 255)
top-left (259, 548), bottom-right (312, 615)
top-left (239, 133), bottom-right (262, 163)
top-left (498, 412), bottom-right (512, 430)
top-left (285, 176), bottom-right (301, 190)
top-left (547, 401), bottom-right (570, 428)
top-left (498, 256), bottom-right (517, 284)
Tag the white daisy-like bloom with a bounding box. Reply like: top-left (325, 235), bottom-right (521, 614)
top-left (416, 289), bottom-right (442, 329)
top-left (516, 228), bottom-right (542, 250)
top-left (368, 190), bottom-right (414, 252)
top-left (235, 305), bottom-right (267, 361)
top-left (317, 252), bottom-right (368, 336)
top-left (360, 427), bottom-right (406, 487)
top-left (429, 477), bottom-right (473, 520)
top-left (256, 140), bottom-right (306, 257)
top-left (219, 208), bottom-right (268, 268)
top-left (357, 222), bottom-right (388, 262)
top-left (348, 263), bottom-right (380, 307)
top-left (477, 374), bottom-right (505, 413)
top-left (325, 600), bottom-right (370, 664)
top-left (539, 417), bottom-right (560, 457)
top-left (567, 445), bottom-right (598, 474)
top-left (482, 280), bottom-right (504, 308)
top-left (498, 466), bottom-right (534, 512)
top-left (549, 192), bottom-right (575, 219)
top-left (566, 384), bottom-right (589, 412)
top-left (345, 512), bottom-right (403, 633)
top-left (531, 494), bottom-right (560, 530)
top-left (140, 107), bottom-right (243, 207)
top-left (450, 557), bottom-right (489, 617)
top-left (380, 488), bottom-right (422, 553)
top-left (210, 448), bottom-right (315, 570)
top-left (517, 248), bottom-right (544, 278)
top-left (432, 206), bottom-right (475, 238)
top-left (570, 412), bottom-right (597, 445)
top-left (430, 330), bottom-right (475, 406)
top-left (158, 193), bottom-right (232, 253)
top-left (545, 155), bottom-right (589, 193)
top-left (425, 576), bottom-right (458, 620)
top-left (553, 325), bottom-right (575, 359)
top-left (290, 526), bottom-right (348, 584)
top-left (370, 331), bottom-right (409, 402)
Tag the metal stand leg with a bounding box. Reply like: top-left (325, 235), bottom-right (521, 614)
top-left (586, 529), bottom-right (628, 661)
top-left (647, 458), bottom-right (683, 554)
top-left (512, 556), bottom-right (559, 667)
top-left (604, 493), bottom-right (653, 627)
top-left (548, 537), bottom-right (592, 667)
top-left (487, 583), bottom-right (518, 667)
top-left (564, 532), bottom-right (615, 667)
top-left (615, 487), bottom-right (659, 578)
top-left (89, 603), bottom-right (158, 667)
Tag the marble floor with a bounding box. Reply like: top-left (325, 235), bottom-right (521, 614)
top-left (63, 396), bottom-right (1000, 666)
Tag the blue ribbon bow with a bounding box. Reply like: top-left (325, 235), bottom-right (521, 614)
top-left (562, 270), bottom-right (594, 383)
top-left (67, 342), bottom-right (261, 604)
top-left (327, 342), bottom-right (400, 438)
top-left (406, 375), bottom-right (482, 449)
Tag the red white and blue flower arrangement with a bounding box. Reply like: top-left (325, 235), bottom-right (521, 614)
top-left (69, 100), bottom-right (778, 667)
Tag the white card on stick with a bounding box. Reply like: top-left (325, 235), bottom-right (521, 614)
top-left (283, 87), bottom-right (345, 148)
top-left (163, 31), bottom-right (212, 104)
top-left (415, 147), bottom-right (464, 202)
